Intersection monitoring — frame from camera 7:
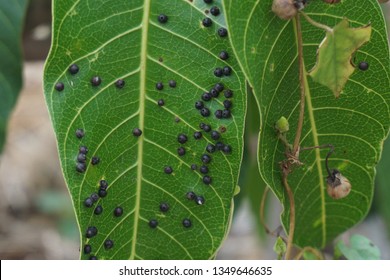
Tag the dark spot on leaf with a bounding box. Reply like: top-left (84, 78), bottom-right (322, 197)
top-left (194, 131), bottom-right (203, 140)
top-left (113, 207), bottom-right (123, 217)
top-left (91, 156), bottom-right (100, 165)
top-left (115, 79), bottom-right (125, 89)
top-left (77, 153), bottom-right (86, 163)
top-left (76, 163), bottom-right (86, 173)
top-left (224, 89), bottom-right (233, 98)
top-left (99, 180), bottom-right (108, 190)
top-left (196, 196), bottom-right (205, 205)
top-left (186, 191), bottom-right (196, 200)
top-left (177, 147), bottom-right (186, 156)
top-left (83, 244), bottom-right (91, 254)
top-left (219, 51), bottom-right (229, 60)
top-left (214, 83), bottom-right (224, 92)
top-left (157, 99), bottom-right (165, 106)
top-left (223, 66), bottom-right (232, 76)
top-left (156, 82), bottom-right (164, 90)
top-left (90, 193), bottom-right (99, 202)
top-left (219, 126), bottom-right (227, 133)
top-left (84, 197), bottom-right (93, 208)
top-left (223, 144), bottom-right (232, 154)
top-left (79, 146), bottom-right (88, 154)
top-left (94, 205), bottom-right (103, 215)
top-left (178, 133), bottom-right (188, 144)
top-left (201, 154), bottom-right (212, 164)
top-left (85, 226), bottom-right (98, 238)
top-left (223, 99), bottom-right (232, 109)
top-left (216, 142), bottom-right (224, 151)
top-left (104, 239), bottom-right (114, 250)
top-left (91, 76), bottom-right (102, 87)
top-left (69, 64), bottom-right (79, 75)
top-left (158, 14), bottom-right (168, 23)
top-left (203, 175), bottom-right (212, 185)
top-left (182, 218), bottom-right (192, 228)
top-left (89, 255), bottom-right (98, 260)
top-left (218, 27), bottom-right (228, 37)
top-left (159, 203), bottom-right (170, 212)
top-left (55, 82), bottom-right (64, 92)
top-left (169, 80), bottom-right (177, 88)
top-left (222, 109), bottom-right (231, 118)
top-left (191, 164), bottom-right (197, 170)
top-left (195, 101), bottom-right (204, 110)
top-left (202, 92), bottom-right (212, 101)
top-left (133, 128), bottom-right (142, 137)
top-left (149, 219), bottom-right (158, 228)
top-left (200, 165), bottom-right (209, 174)
top-left (202, 18), bottom-right (212, 27)
top-left (211, 130), bottom-right (220, 140)
top-left (75, 129), bottom-right (85, 139)
top-left (358, 61), bottom-right (369, 71)
top-left (206, 144), bottom-right (216, 153)
top-left (214, 67), bottom-right (223, 77)
top-left (215, 109), bottom-right (223, 119)
top-left (98, 189), bottom-right (107, 198)
top-left (209, 88), bottom-right (219, 98)
top-left (164, 166), bottom-right (173, 174)
top-left (200, 108), bottom-right (211, 117)
top-left (204, 0), bottom-right (213, 3)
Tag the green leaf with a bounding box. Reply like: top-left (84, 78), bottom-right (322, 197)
top-left (224, 0), bottom-right (390, 248)
top-left (0, 0), bottom-right (28, 152)
top-left (336, 234), bottom-right (381, 260)
top-left (309, 18), bottom-right (372, 97)
top-left (273, 236), bottom-right (286, 260)
top-left (44, 0), bottom-right (245, 259)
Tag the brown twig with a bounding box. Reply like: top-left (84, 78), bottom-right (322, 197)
top-left (281, 167), bottom-right (295, 260)
top-left (292, 13), bottom-right (306, 156)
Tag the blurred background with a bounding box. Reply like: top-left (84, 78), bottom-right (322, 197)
top-left (0, 0), bottom-right (390, 259)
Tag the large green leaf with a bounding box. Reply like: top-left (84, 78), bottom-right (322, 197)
top-left (224, 0), bottom-right (390, 248)
top-left (44, 0), bottom-right (245, 259)
top-left (0, 0), bottom-right (28, 152)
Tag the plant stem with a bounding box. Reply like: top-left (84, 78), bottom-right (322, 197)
top-left (300, 11), bottom-right (333, 33)
top-left (292, 14), bottom-right (306, 156)
top-left (282, 172), bottom-right (295, 260)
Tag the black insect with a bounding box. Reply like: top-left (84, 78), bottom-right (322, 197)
top-left (77, 153), bottom-right (86, 163)
top-left (83, 244), bottom-right (92, 254)
top-left (114, 207), bottom-right (123, 217)
top-left (75, 129), bottom-right (85, 139)
top-left (91, 76), bottom-right (102, 87)
top-left (115, 79), bottom-right (125, 89)
top-left (222, 109), bottom-right (231, 118)
top-left (195, 196), bottom-right (205, 205)
top-left (169, 80), bottom-right (177, 88)
top-left (104, 239), bottom-right (114, 250)
top-left (79, 146), bottom-right (88, 154)
top-left (223, 144), bottom-right (232, 154)
top-left (200, 165), bottom-right (209, 174)
top-left (200, 108), bottom-right (211, 117)
top-left (214, 67), bottom-right (223, 77)
top-left (91, 156), bottom-right (100, 165)
top-left (194, 131), bottom-right (203, 140)
top-left (178, 133), bottom-right (188, 144)
top-left (195, 101), bottom-right (204, 110)
top-left (133, 128), bottom-right (142, 137)
top-left (84, 197), bottom-right (93, 208)
top-left (94, 205), bottom-right (103, 215)
top-left (206, 144), bottom-right (216, 153)
top-left (215, 110), bottom-right (223, 119)
top-left (55, 82), bottom-right (64, 92)
top-left (182, 218), bottom-right (192, 228)
top-left (159, 203), bottom-right (170, 212)
top-left (85, 226), bottom-right (98, 238)
top-left (164, 166), bottom-right (173, 174)
top-left (203, 175), bottom-right (212, 185)
top-left (211, 130), bottom-right (220, 140)
top-left (201, 154), bottom-right (212, 164)
top-left (202, 92), bottom-right (212, 101)
top-left (215, 142), bottom-right (224, 150)
top-left (76, 163), bottom-right (86, 173)
top-left (210, 6), bottom-right (220, 16)
top-left (202, 18), bottom-right (212, 27)
top-left (99, 180), bottom-right (108, 190)
top-left (186, 191), bottom-right (196, 200)
top-left (69, 64), bottom-right (79, 75)
top-left (149, 219), bottom-right (158, 228)
top-left (358, 61), bottom-right (369, 71)
top-left (177, 147), bottom-right (186, 156)
top-left (90, 193), bottom-right (99, 202)
top-left (157, 99), bottom-right (165, 106)
top-left (218, 28), bottom-right (228, 37)
top-left (98, 189), bottom-right (107, 198)
top-left (158, 14), bottom-right (168, 23)
top-left (202, 123), bottom-right (211, 132)
top-left (191, 164), bottom-right (198, 170)
top-left (214, 83), bottom-right (224, 92)
top-left (219, 51), bottom-right (229, 60)
top-left (223, 100), bottom-right (232, 109)
top-left (223, 66), bottom-right (232, 76)
top-left (156, 82), bottom-right (164, 90)
top-left (203, 0), bottom-right (213, 4)
top-left (224, 89), bottom-right (233, 98)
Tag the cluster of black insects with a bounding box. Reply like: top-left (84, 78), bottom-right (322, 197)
top-left (53, 0), bottom-right (235, 260)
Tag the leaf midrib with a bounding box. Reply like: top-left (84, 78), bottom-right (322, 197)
top-left (130, 0), bottom-right (150, 260)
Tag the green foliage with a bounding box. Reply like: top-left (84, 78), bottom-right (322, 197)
top-left (335, 234), bottom-right (381, 260)
top-left (273, 236), bottom-right (286, 260)
top-left (0, 0), bottom-right (28, 152)
top-left (224, 0), bottom-right (390, 249)
top-left (309, 18), bottom-right (372, 97)
top-left (44, 0), bottom-right (245, 259)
